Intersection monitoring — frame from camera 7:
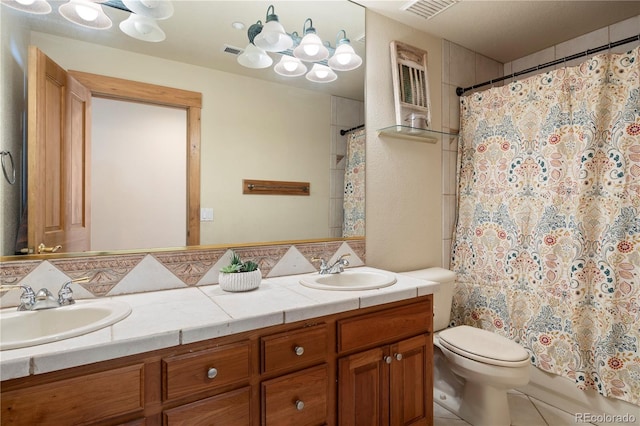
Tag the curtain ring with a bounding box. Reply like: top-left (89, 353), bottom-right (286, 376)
top-left (1, 151), bottom-right (16, 185)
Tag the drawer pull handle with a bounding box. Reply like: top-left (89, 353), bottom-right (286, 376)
top-left (295, 400), bottom-right (305, 411)
top-left (384, 356), bottom-right (392, 364)
top-left (395, 353), bottom-right (403, 361)
top-left (294, 346), bottom-right (305, 356)
top-left (207, 368), bottom-right (218, 379)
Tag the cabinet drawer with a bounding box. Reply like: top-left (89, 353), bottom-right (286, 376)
top-left (163, 340), bottom-right (250, 402)
top-left (163, 386), bottom-right (251, 426)
top-left (261, 324), bottom-right (327, 374)
top-left (337, 299), bottom-right (432, 353)
top-left (262, 364), bottom-right (328, 426)
top-left (1, 363), bottom-right (144, 425)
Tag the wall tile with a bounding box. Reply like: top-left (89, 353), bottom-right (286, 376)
top-left (442, 40), bottom-right (451, 84)
top-left (556, 27), bottom-right (609, 67)
top-left (511, 46), bottom-right (555, 79)
top-left (449, 42), bottom-right (477, 87)
top-left (476, 54), bottom-right (503, 86)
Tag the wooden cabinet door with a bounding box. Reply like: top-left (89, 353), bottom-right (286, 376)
top-left (390, 334), bottom-right (432, 426)
top-left (27, 46), bottom-right (91, 254)
top-left (338, 346), bottom-right (389, 426)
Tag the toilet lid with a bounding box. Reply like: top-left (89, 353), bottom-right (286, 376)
top-left (438, 325), bottom-right (530, 367)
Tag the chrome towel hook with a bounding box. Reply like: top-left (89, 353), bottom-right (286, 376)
top-left (1, 150), bottom-right (16, 185)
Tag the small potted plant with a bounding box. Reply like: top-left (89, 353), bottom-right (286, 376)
top-left (218, 251), bottom-right (262, 292)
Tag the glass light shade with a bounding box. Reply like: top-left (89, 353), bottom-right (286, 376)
top-left (254, 20), bottom-right (293, 52)
top-left (119, 14), bottom-right (165, 42)
top-left (274, 56), bottom-right (307, 77)
top-left (2, 0), bottom-right (51, 14)
top-left (237, 44), bottom-right (273, 69)
top-left (293, 32), bottom-right (329, 62)
top-left (59, 0), bottom-right (112, 29)
top-left (306, 64), bottom-right (337, 83)
top-left (328, 43), bottom-right (362, 71)
top-left (122, 0), bottom-right (173, 20)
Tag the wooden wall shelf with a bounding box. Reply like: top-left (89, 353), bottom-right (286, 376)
top-left (242, 179), bottom-right (310, 196)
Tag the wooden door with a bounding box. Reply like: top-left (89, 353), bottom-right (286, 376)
top-left (389, 334), bottom-right (432, 426)
top-left (27, 46), bottom-right (91, 254)
top-left (338, 346), bottom-right (389, 426)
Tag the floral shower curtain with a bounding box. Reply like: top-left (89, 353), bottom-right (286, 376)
top-left (451, 46), bottom-right (640, 405)
top-left (343, 128), bottom-right (365, 237)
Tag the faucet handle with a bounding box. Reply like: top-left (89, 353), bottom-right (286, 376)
top-left (58, 277), bottom-right (89, 306)
top-left (18, 285), bottom-right (36, 311)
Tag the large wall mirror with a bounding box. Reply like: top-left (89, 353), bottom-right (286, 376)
top-left (1, 1), bottom-right (365, 258)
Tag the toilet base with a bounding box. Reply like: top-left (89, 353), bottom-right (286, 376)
top-left (458, 381), bottom-right (511, 426)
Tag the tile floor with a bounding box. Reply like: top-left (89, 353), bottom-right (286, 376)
top-left (433, 390), bottom-right (602, 426)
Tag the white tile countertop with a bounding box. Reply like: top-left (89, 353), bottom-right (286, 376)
top-left (0, 267), bottom-right (439, 381)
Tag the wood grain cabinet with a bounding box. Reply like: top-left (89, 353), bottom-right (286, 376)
top-left (337, 301), bottom-right (433, 426)
top-left (0, 296), bottom-right (433, 426)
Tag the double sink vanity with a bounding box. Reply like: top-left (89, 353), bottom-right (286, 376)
top-left (0, 267), bottom-right (439, 425)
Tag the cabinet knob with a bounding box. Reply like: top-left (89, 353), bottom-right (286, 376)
top-left (295, 400), bottom-right (305, 411)
top-left (384, 356), bottom-right (392, 364)
top-left (207, 367), bottom-right (218, 379)
top-left (294, 345), bottom-right (305, 356)
top-left (394, 353), bottom-right (403, 361)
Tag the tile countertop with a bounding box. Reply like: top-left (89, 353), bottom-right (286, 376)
top-left (0, 267), bottom-right (440, 381)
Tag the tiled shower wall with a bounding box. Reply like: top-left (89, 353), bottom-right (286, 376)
top-left (440, 41), bottom-right (503, 269)
top-left (439, 14), bottom-right (639, 270)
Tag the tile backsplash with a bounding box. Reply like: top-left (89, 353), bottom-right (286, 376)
top-left (0, 239), bottom-right (365, 308)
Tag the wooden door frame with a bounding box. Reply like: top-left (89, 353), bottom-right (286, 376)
top-left (68, 71), bottom-right (202, 246)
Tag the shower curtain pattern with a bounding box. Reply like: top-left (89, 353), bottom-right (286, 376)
top-left (451, 47), bottom-right (640, 405)
top-left (343, 128), bottom-right (365, 237)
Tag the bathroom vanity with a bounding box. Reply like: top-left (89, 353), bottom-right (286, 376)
top-left (0, 268), bottom-right (438, 425)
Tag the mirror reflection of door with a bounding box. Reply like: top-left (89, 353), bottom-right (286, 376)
top-left (27, 47), bottom-right (190, 254)
top-left (91, 98), bottom-right (186, 251)
top-left (27, 46), bottom-right (91, 254)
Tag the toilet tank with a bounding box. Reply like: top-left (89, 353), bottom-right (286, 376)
top-left (400, 267), bottom-right (457, 332)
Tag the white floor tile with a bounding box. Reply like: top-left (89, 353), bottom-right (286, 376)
top-left (509, 393), bottom-right (547, 426)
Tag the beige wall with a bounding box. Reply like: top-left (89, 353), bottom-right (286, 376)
top-left (29, 32), bottom-right (333, 247)
top-left (364, 11), bottom-right (443, 272)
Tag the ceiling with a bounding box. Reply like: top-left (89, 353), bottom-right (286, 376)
top-left (5, 1), bottom-right (640, 99)
top-left (356, 0), bottom-right (640, 64)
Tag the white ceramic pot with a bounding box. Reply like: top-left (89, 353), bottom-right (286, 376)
top-left (218, 269), bottom-right (262, 292)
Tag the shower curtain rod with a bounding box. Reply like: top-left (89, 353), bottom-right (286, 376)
top-left (456, 34), bottom-right (640, 96)
top-left (340, 124), bottom-right (365, 135)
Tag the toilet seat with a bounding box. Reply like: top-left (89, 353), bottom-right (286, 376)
top-left (438, 325), bottom-right (529, 367)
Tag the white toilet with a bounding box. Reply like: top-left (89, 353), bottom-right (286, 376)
top-left (402, 267), bottom-right (530, 426)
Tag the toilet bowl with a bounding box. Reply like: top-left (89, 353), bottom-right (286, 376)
top-left (401, 268), bottom-right (530, 426)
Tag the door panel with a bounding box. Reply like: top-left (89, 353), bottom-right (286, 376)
top-left (390, 334), bottom-right (432, 426)
top-left (27, 46), bottom-right (91, 253)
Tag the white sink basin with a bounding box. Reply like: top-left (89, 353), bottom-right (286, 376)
top-left (300, 270), bottom-right (397, 291)
top-left (0, 300), bottom-right (131, 351)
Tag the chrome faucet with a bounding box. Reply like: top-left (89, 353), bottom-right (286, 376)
top-left (2, 277), bottom-right (89, 311)
top-left (312, 253), bottom-right (350, 274)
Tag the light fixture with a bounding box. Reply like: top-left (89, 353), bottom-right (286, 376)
top-left (122, 0), bottom-right (173, 20)
top-left (328, 30), bottom-right (362, 71)
top-left (274, 55), bottom-right (307, 77)
top-left (253, 5), bottom-right (293, 52)
top-left (59, 0), bottom-right (112, 30)
top-left (119, 13), bottom-right (165, 42)
top-left (237, 20), bottom-right (273, 69)
top-left (293, 19), bottom-right (329, 62)
top-left (1, 0), bottom-right (51, 14)
top-left (306, 64), bottom-right (337, 83)
top-left (237, 44), bottom-right (273, 69)
top-left (235, 5), bottom-right (361, 83)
